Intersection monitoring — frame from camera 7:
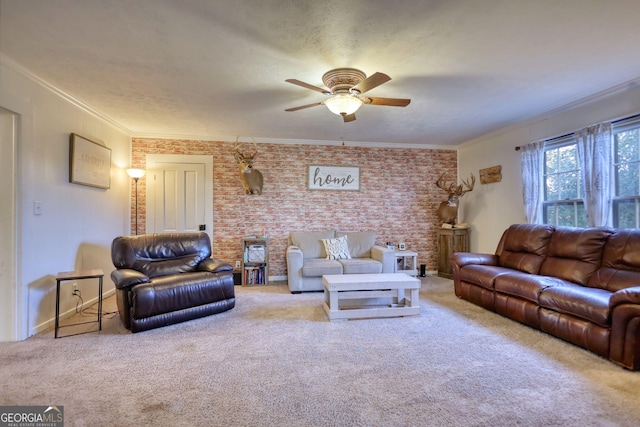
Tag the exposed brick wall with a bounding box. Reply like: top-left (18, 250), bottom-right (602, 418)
top-left (131, 138), bottom-right (457, 276)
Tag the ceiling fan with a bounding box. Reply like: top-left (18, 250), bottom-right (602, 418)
top-left (285, 68), bottom-right (411, 122)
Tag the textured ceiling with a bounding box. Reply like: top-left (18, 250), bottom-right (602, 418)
top-left (2, 0), bottom-right (640, 147)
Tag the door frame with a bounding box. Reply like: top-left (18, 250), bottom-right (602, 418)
top-left (0, 107), bottom-right (20, 341)
top-left (145, 154), bottom-right (214, 242)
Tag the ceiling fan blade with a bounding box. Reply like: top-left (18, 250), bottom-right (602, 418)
top-left (285, 102), bottom-right (324, 112)
top-left (366, 97), bottom-right (411, 107)
top-left (343, 113), bottom-right (356, 122)
top-left (352, 72), bottom-right (391, 94)
top-left (285, 79), bottom-right (331, 94)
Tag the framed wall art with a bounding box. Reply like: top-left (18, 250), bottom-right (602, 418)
top-left (69, 133), bottom-right (111, 189)
top-left (307, 165), bottom-right (360, 191)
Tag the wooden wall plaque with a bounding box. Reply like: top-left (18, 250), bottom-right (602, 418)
top-left (479, 165), bottom-right (502, 184)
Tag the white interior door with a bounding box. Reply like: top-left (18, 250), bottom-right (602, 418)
top-left (146, 155), bottom-right (213, 241)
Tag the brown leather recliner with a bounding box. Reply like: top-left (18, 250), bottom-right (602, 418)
top-left (111, 232), bottom-right (235, 332)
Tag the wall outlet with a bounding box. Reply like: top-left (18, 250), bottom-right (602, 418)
top-left (235, 260), bottom-right (241, 268)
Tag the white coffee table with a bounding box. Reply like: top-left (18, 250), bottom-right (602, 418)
top-left (322, 273), bottom-right (421, 321)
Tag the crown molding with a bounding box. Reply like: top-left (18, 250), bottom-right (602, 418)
top-left (457, 76), bottom-right (640, 149)
top-left (3, 53), bottom-right (454, 151)
top-left (131, 132), bottom-right (454, 150)
top-left (2, 53), bottom-right (456, 150)
top-left (254, 137), bottom-right (456, 150)
top-left (5, 52), bottom-right (640, 151)
top-left (1, 53), bottom-right (132, 136)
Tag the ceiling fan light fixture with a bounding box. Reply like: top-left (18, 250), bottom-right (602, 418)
top-left (285, 68), bottom-right (409, 120)
top-left (324, 94), bottom-right (363, 116)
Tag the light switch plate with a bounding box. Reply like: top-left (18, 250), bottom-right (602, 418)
top-left (33, 201), bottom-right (43, 215)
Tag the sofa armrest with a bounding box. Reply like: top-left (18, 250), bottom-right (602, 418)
top-left (110, 269), bottom-right (149, 290)
top-left (199, 258), bottom-right (234, 273)
top-left (371, 245), bottom-right (395, 273)
top-left (610, 286), bottom-right (640, 308)
top-left (610, 286), bottom-right (640, 369)
top-left (451, 252), bottom-right (498, 268)
top-left (286, 246), bottom-right (304, 291)
top-left (287, 245), bottom-right (303, 261)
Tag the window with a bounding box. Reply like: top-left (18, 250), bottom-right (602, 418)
top-left (613, 117), bottom-right (640, 228)
top-left (542, 139), bottom-right (587, 227)
top-left (539, 115), bottom-right (640, 229)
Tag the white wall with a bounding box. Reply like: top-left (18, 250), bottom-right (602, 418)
top-left (458, 83), bottom-right (640, 254)
top-left (0, 55), bottom-right (131, 339)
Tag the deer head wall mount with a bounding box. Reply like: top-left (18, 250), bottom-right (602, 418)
top-left (436, 173), bottom-right (475, 226)
top-left (234, 138), bottom-right (264, 195)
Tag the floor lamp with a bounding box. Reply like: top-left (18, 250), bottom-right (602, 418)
top-left (126, 168), bottom-right (146, 235)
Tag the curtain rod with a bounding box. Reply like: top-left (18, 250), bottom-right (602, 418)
top-left (515, 114), bottom-right (640, 151)
top-left (513, 113), bottom-right (640, 151)
top-left (613, 112), bottom-right (640, 124)
top-left (514, 132), bottom-right (574, 151)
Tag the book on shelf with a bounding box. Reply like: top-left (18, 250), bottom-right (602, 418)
top-left (243, 265), bottom-right (266, 285)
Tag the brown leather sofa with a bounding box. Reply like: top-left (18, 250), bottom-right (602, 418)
top-left (452, 224), bottom-right (640, 370)
top-left (111, 232), bottom-right (235, 332)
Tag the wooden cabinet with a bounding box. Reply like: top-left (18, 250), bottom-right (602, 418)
top-left (437, 227), bottom-right (470, 279)
top-left (242, 237), bottom-right (269, 285)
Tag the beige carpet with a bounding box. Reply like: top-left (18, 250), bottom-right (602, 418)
top-left (1, 276), bottom-right (639, 427)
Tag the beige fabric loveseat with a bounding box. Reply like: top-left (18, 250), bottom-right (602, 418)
top-left (286, 230), bottom-right (395, 293)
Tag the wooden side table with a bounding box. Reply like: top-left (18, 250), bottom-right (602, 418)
top-left (55, 269), bottom-right (104, 338)
top-left (393, 250), bottom-right (418, 276)
top-left (437, 227), bottom-right (470, 279)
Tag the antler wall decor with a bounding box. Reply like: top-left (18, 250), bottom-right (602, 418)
top-left (234, 138), bottom-right (264, 195)
top-left (436, 173), bottom-right (475, 225)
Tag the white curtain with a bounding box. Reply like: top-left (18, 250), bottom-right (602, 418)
top-left (576, 122), bottom-right (612, 227)
top-left (520, 140), bottom-right (545, 224)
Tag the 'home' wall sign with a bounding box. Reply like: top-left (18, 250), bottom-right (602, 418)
top-left (307, 165), bottom-right (360, 191)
